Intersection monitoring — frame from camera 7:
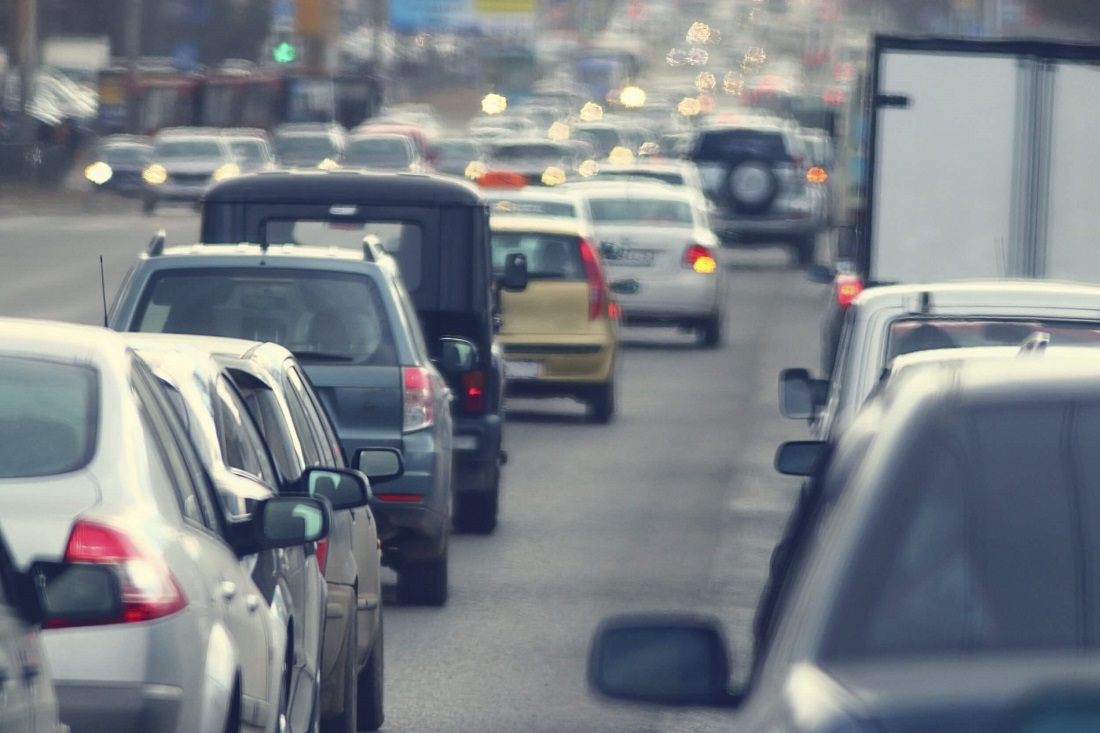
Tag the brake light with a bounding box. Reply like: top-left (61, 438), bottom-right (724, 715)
top-left (578, 238), bottom-right (605, 320)
top-left (375, 494), bottom-right (424, 502)
top-left (463, 371), bottom-right (485, 414)
top-left (836, 275), bottom-right (863, 309)
top-left (683, 244), bottom-right (718, 274)
top-left (807, 166), bottom-right (828, 184)
top-left (402, 366), bottom-right (434, 432)
top-left (315, 537), bottom-right (329, 574)
top-left (58, 520), bottom-right (186, 627)
top-left (476, 171), bottom-right (527, 188)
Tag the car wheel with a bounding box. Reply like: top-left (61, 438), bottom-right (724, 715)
top-left (453, 464), bottom-right (499, 535)
top-left (142, 197), bottom-right (157, 216)
top-left (321, 616), bottom-right (357, 733)
top-left (357, 613), bottom-right (384, 732)
top-left (726, 159), bottom-right (777, 215)
top-left (699, 314), bottom-right (722, 348)
top-left (587, 380), bottom-right (615, 424)
top-left (396, 549), bottom-right (448, 606)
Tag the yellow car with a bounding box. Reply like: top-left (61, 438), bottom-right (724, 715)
top-left (491, 215), bottom-right (621, 423)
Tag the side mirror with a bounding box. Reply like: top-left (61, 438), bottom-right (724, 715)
top-left (255, 496), bottom-right (330, 549)
top-left (779, 368), bottom-right (829, 419)
top-left (500, 252), bottom-right (529, 292)
top-left (19, 561), bottom-right (123, 628)
top-left (775, 440), bottom-right (827, 477)
top-left (304, 467), bottom-right (371, 510)
top-left (354, 447), bottom-right (405, 485)
top-left (588, 614), bottom-right (742, 708)
top-left (438, 337), bottom-right (478, 373)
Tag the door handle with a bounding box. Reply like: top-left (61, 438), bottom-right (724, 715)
top-left (219, 581), bottom-right (238, 602)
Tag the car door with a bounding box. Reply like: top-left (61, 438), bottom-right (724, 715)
top-left (131, 361), bottom-right (278, 732)
top-left (0, 541), bottom-right (37, 733)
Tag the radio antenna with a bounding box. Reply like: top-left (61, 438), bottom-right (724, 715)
top-left (99, 255), bottom-right (109, 327)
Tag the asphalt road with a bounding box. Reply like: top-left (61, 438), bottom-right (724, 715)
top-left (0, 206), bottom-right (825, 732)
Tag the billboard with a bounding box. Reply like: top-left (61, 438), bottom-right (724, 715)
top-left (389, 0), bottom-right (534, 33)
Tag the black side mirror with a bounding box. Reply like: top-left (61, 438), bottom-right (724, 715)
top-left (19, 562), bottom-right (123, 628)
top-left (500, 252), bottom-right (529, 292)
top-left (438, 337), bottom-right (478, 373)
top-left (588, 614), bottom-right (742, 708)
top-left (353, 447), bottom-right (405, 485)
top-left (779, 368), bottom-right (829, 419)
top-left (775, 440), bottom-right (827, 477)
top-left (304, 467), bottom-right (371, 510)
top-left (254, 496), bottom-right (330, 550)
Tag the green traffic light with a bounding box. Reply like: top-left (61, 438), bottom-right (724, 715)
top-left (273, 41), bottom-right (297, 63)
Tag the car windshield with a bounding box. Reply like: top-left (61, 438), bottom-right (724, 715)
top-left (0, 356), bottom-right (96, 478)
top-left (435, 141), bottom-right (479, 163)
top-left (101, 145), bottom-right (149, 164)
top-left (491, 232), bottom-right (584, 279)
top-left (155, 139), bottom-right (224, 159)
top-left (133, 269), bottom-right (399, 365)
top-left (587, 197), bottom-right (693, 225)
top-left (229, 139), bottom-right (267, 164)
top-left (274, 135), bottom-right (336, 159)
top-left (344, 138), bottom-right (412, 167)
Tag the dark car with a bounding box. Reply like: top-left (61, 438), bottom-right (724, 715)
top-left (109, 236), bottom-right (474, 606)
top-left (590, 352), bottom-right (1100, 731)
top-left (687, 120), bottom-right (825, 266)
top-left (194, 170), bottom-right (526, 535)
top-left (84, 134), bottom-right (151, 197)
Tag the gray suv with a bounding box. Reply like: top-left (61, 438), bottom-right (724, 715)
top-left (687, 120), bottom-right (823, 266)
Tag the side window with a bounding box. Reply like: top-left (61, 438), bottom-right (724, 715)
top-left (284, 367), bottom-right (337, 467)
top-left (131, 358), bottom-right (222, 533)
top-left (214, 376), bottom-right (277, 486)
top-left (288, 365), bottom-right (345, 467)
top-left (233, 378), bottom-right (303, 483)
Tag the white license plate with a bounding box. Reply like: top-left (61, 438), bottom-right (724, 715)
top-left (504, 360), bottom-right (542, 380)
top-left (618, 249), bottom-right (655, 266)
top-left (453, 435), bottom-right (479, 451)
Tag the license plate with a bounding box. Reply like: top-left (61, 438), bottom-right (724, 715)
top-left (453, 435), bottom-right (479, 451)
top-left (504, 360), bottom-right (542, 380)
top-left (617, 249), bottom-right (655, 266)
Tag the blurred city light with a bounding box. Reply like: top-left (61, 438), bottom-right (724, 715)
top-left (619, 86), bottom-right (647, 108)
top-left (482, 94), bottom-right (508, 115)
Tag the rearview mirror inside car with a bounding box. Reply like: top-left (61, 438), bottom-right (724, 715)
top-left (438, 337), bottom-right (478, 373)
top-left (256, 496), bottom-right (330, 549)
top-left (500, 252), bottom-right (529, 292)
top-left (304, 467), bottom-right (371, 510)
top-left (774, 440), bottom-right (827, 477)
top-left (21, 562), bottom-right (123, 628)
top-left (354, 447), bottom-right (405, 485)
top-left (779, 368), bottom-right (829, 419)
top-left (588, 614), bottom-right (742, 708)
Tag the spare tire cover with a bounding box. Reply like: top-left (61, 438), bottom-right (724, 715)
top-left (727, 160), bottom-right (778, 214)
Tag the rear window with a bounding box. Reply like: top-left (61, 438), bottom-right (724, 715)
top-left (491, 232), bottom-right (584, 280)
top-left (588, 197), bottom-right (693, 226)
top-left (0, 356), bottom-right (97, 478)
top-left (488, 197), bottom-right (576, 218)
top-left (692, 129), bottom-right (788, 163)
top-left (344, 138), bottom-right (413, 167)
top-left (261, 219), bottom-right (423, 293)
top-left (133, 269), bottom-right (399, 366)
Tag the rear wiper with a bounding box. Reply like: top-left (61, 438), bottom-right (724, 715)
top-left (291, 351), bottom-right (356, 363)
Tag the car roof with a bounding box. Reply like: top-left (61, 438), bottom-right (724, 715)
top-left (851, 279), bottom-right (1100, 311)
top-left (120, 331), bottom-right (265, 361)
top-left (204, 170), bottom-right (484, 205)
top-left (0, 318), bottom-right (130, 364)
top-left (138, 242), bottom-right (384, 271)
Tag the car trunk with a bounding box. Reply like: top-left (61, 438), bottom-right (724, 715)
top-left (594, 225), bottom-right (692, 280)
top-left (0, 475), bottom-right (100, 565)
top-left (300, 364), bottom-right (404, 446)
top-left (500, 281), bottom-right (593, 336)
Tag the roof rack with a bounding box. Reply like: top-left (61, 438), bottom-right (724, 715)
top-left (362, 234), bottom-right (385, 262)
top-left (147, 230), bottom-right (166, 256)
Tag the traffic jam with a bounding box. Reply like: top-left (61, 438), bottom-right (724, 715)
top-left (2, 0), bottom-right (1100, 731)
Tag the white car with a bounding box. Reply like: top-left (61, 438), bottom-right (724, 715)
top-left (570, 180), bottom-right (726, 347)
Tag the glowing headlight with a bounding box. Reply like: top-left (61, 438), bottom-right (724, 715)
top-left (578, 159), bottom-right (600, 178)
top-left (142, 164), bottom-right (167, 185)
top-left (608, 146), bottom-right (635, 165)
top-left (619, 86), bottom-right (647, 108)
top-left (212, 163), bottom-right (241, 182)
top-left (580, 102), bottom-right (604, 122)
top-left (317, 158), bottom-right (339, 171)
top-left (85, 161), bottom-right (113, 185)
top-left (465, 161), bottom-right (488, 180)
top-left (541, 166), bottom-right (566, 186)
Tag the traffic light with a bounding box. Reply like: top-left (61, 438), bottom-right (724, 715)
top-left (273, 40), bottom-right (297, 63)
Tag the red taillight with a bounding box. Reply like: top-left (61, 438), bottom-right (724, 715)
top-left (462, 371), bottom-right (485, 414)
top-left (402, 366), bottom-right (434, 432)
top-left (579, 238), bottom-right (606, 320)
top-left (58, 520), bottom-right (186, 627)
top-left (836, 275), bottom-right (864, 309)
top-left (315, 537), bottom-right (329, 574)
top-left (683, 244), bottom-right (718, 274)
top-left (807, 166), bottom-right (828, 184)
top-left (375, 494), bottom-right (424, 503)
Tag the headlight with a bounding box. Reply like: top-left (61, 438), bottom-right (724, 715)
top-left (212, 163), bottom-right (240, 182)
top-left (85, 161), bottom-right (113, 185)
top-left (142, 164), bottom-right (167, 185)
top-left (578, 159), bottom-right (600, 178)
top-left (608, 146), bottom-right (635, 165)
top-left (541, 166), bottom-right (566, 186)
top-left (317, 158), bottom-right (339, 170)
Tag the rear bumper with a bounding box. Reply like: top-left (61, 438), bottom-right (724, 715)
top-left (500, 339), bottom-right (616, 386)
top-left (56, 682), bottom-right (183, 733)
top-left (608, 272), bottom-right (721, 322)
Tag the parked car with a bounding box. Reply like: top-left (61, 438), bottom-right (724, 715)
top-left (195, 170), bottom-right (527, 535)
top-left (0, 317), bottom-right (331, 733)
top-left (687, 119), bottom-right (823, 265)
top-left (490, 215), bottom-right (620, 422)
top-left (109, 234), bottom-right (471, 604)
top-left (141, 129), bottom-right (240, 215)
top-left (591, 352), bottom-right (1100, 731)
top-left (570, 180), bottom-right (725, 347)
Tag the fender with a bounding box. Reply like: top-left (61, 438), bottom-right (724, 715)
top-left (197, 622), bottom-right (238, 733)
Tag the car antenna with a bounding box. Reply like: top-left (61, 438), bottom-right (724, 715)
top-left (99, 255), bottom-right (109, 327)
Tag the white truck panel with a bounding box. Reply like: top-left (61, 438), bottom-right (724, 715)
top-left (871, 51), bottom-right (1018, 283)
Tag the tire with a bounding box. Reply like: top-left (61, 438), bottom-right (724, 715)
top-left (726, 159), bottom-right (777, 215)
top-left (357, 614), bottom-right (384, 732)
top-left (699, 314), bottom-right (722, 349)
top-left (587, 380), bottom-right (615, 424)
top-left (452, 464), bottom-right (499, 535)
top-left (396, 549), bottom-right (448, 606)
top-left (321, 616), bottom-right (357, 733)
top-left (142, 197), bottom-right (156, 216)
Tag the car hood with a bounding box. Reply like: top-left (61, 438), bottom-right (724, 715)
top-left (0, 471), bottom-right (101, 565)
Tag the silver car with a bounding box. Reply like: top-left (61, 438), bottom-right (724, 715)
top-left (0, 318), bottom-right (332, 733)
top-left (142, 132), bottom-right (240, 215)
top-left (571, 180), bottom-right (726, 347)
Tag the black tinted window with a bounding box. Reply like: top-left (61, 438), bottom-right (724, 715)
top-left (0, 356), bottom-right (97, 478)
top-left (693, 129), bottom-right (787, 162)
top-left (134, 269), bottom-right (399, 366)
top-left (491, 233), bottom-right (584, 280)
